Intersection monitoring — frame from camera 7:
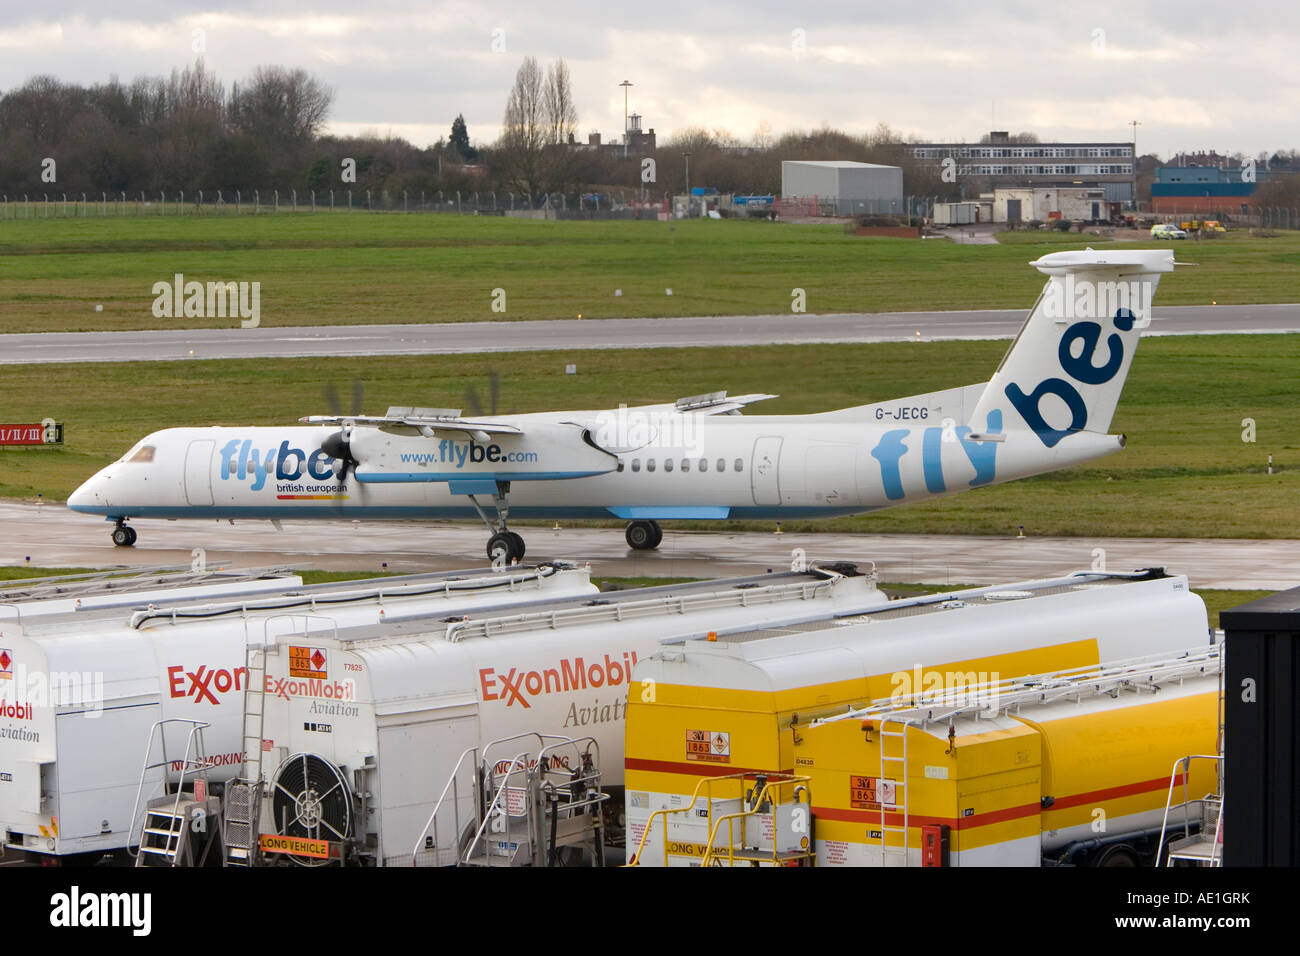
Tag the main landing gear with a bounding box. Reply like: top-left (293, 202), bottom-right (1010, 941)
top-left (624, 520), bottom-right (662, 551)
top-left (111, 519), bottom-right (137, 547)
top-left (469, 482), bottom-right (526, 566)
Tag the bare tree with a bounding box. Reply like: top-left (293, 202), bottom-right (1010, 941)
top-left (544, 59), bottom-right (578, 145)
top-left (230, 65), bottom-right (333, 142)
top-left (500, 56), bottom-right (546, 197)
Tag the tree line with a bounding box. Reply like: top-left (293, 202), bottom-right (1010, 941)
top-left (2, 57), bottom-right (1295, 206)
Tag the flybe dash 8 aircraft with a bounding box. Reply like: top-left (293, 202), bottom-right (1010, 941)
top-left (69, 248), bottom-right (1178, 564)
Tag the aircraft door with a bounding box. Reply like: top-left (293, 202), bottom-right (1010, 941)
top-left (751, 436), bottom-right (783, 506)
top-left (184, 440), bottom-right (215, 506)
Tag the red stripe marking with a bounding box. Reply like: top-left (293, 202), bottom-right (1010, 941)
top-left (1046, 772), bottom-right (1185, 811)
top-left (811, 773), bottom-right (1190, 831)
top-left (624, 757), bottom-right (791, 779)
top-left (811, 803), bottom-right (1040, 830)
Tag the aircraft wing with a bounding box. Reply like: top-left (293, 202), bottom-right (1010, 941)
top-left (618, 390), bottom-right (780, 417)
top-left (300, 406), bottom-right (523, 439)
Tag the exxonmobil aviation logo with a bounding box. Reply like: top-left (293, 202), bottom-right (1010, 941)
top-left (167, 664), bottom-right (247, 705)
top-left (479, 651), bottom-right (640, 708)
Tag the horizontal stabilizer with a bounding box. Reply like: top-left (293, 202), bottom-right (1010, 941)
top-left (970, 247), bottom-right (1174, 446)
top-left (1029, 248), bottom-right (1180, 275)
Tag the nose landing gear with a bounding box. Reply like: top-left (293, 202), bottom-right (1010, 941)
top-left (111, 520), bottom-right (137, 547)
top-left (469, 481), bottom-right (526, 566)
top-left (487, 530), bottom-right (526, 565)
top-left (625, 520), bottom-right (663, 551)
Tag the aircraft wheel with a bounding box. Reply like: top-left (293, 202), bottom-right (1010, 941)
top-left (488, 532), bottom-right (524, 565)
top-left (112, 525), bottom-right (135, 547)
top-left (649, 521), bottom-right (663, 548)
top-left (506, 531), bottom-right (526, 560)
top-left (625, 520), bottom-right (660, 551)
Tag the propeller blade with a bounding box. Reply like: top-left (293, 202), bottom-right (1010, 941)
top-left (324, 384), bottom-right (342, 416)
top-left (351, 380), bottom-right (364, 417)
top-left (488, 371), bottom-right (500, 415)
top-left (463, 384), bottom-right (483, 417)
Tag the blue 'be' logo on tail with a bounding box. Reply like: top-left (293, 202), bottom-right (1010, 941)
top-left (1006, 309), bottom-right (1134, 448)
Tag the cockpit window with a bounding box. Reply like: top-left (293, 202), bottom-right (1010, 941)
top-left (125, 445), bottom-right (156, 463)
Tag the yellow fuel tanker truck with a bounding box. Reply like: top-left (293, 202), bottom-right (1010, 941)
top-left (625, 569), bottom-right (1219, 867)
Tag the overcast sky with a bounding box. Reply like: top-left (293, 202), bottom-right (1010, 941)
top-left (1, 1), bottom-right (1296, 158)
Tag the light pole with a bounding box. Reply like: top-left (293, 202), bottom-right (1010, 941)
top-left (1129, 120), bottom-right (1141, 212)
top-left (684, 152), bottom-right (691, 217)
top-left (620, 80), bottom-right (633, 159)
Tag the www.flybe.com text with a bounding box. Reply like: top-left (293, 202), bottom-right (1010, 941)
top-left (400, 440), bottom-right (538, 466)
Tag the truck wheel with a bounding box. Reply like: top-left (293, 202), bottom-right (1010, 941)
top-left (1095, 844), bottom-right (1139, 867)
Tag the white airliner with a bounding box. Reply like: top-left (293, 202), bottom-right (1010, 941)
top-left (69, 248), bottom-right (1177, 563)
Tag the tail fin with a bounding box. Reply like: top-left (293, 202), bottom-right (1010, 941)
top-left (969, 248), bottom-right (1176, 448)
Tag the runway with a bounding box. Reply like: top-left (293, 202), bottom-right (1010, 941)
top-left (2, 502), bottom-right (1294, 591)
top-left (1, 304), bottom-right (1297, 365)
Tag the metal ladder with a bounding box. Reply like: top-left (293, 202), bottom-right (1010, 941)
top-left (224, 643), bottom-right (268, 866)
top-left (128, 719), bottom-right (220, 867)
top-left (1156, 755), bottom-right (1223, 866)
top-left (1157, 650), bottom-right (1227, 867)
top-left (412, 733), bottom-right (608, 867)
top-left (877, 715), bottom-right (912, 866)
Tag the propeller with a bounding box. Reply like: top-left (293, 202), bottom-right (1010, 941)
top-left (463, 371), bottom-right (501, 418)
top-left (321, 422), bottom-right (358, 487)
top-left (321, 381), bottom-right (365, 502)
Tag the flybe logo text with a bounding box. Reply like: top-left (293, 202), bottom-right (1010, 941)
top-left (1006, 309), bottom-right (1135, 448)
top-left (219, 439), bottom-right (335, 491)
top-left (871, 411), bottom-right (1002, 501)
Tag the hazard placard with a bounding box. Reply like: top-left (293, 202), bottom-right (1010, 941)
top-left (685, 729), bottom-right (730, 763)
top-left (849, 775), bottom-right (897, 809)
top-left (259, 834), bottom-right (330, 859)
top-left (288, 646), bottom-right (327, 679)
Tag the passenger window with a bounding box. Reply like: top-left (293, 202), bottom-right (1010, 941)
top-left (646, 459), bottom-right (656, 473)
top-left (126, 445), bottom-right (156, 463)
top-left (699, 458), bottom-right (708, 472)
top-left (681, 459), bottom-right (690, 472)
top-left (664, 459), bottom-right (674, 472)
top-left (631, 459), bottom-right (641, 473)
top-left (617, 460), bottom-right (625, 473)
top-left (734, 458), bottom-right (744, 472)
top-left (717, 458), bottom-right (725, 472)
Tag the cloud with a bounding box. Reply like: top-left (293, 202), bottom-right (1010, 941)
top-left (0, 2), bottom-right (1295, 155)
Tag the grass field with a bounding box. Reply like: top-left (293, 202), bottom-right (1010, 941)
top-left (0, 334), bottom-right (1295, 538)
top-left (0, 565), bottom-right (1269, 629)
top-left (0, 214), bottom-right (1297, 333)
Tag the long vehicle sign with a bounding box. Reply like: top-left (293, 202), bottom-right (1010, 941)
top-left (259, 834), bottom-right (337, 859)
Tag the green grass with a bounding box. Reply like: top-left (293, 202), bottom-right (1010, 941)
top-left (0, 566), bottom-right (1269, 630)
top-left (0, 214), bottom-right (1296, 333)
top-left (594, 576), bottom-right (702, 591)
top-left (1, 334), bottom-right (1295, 538)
